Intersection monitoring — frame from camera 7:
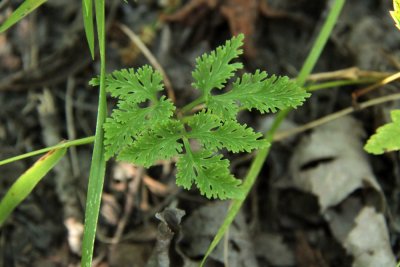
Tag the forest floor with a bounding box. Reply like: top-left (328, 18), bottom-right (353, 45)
top-left (1, 0), bottom-right (400, 266)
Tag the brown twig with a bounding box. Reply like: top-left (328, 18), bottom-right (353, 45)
top-left (307, 67), bottom-right (393, 82)
top-left (274, 93), bottom-right (400, 141)
top-left (110, 166), bottom-right (144, 244)
top-left (65, 76), bottom-right (80, 177)
top-left (117, 23), bottom-right (176, 104)
top-left (352, 71), bottom-right (400, 103)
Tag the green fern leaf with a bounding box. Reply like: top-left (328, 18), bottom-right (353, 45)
top-left (187, 112), bottom-right (268, 152)
top-left (176, 151), bottom-right (243, 199)
top-left (118, 120), bottom-right (184, 167)
top-left (104, 97), bottom-right (175, 159)
top-left (210, 70), bottom-right (310, 114)
top-left (105, 66), bottom-right (163, 103)
top-left (365, 110), bottom-right (400, 154)
top-left (192, 34), bottom-right (244, 94)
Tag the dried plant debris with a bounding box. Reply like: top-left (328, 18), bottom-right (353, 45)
top-left (109, 243), bottom-right (153, 267)
top-left (334, 2), bottom-right (400, 70)
top-left (254, 232), bottom-right (295, 266)
top-left (289, 116), bottom-right (384, 212)
top-left (146, 207), bottom-right (186, 267)
top-left (289, 116), bottom-right (395, 266)
top-left (327, 201), bottom-right (397, 267)
top-left (37, 89), bottom-right (84, 255)
top-left (162, 0), bottom-right (289, 58)
top-left (343, 207), bottom-right (396, 267)
top-left (178, 201), bottom-right (258, 267)
top-left (295, 231), bottom-right (329, 267)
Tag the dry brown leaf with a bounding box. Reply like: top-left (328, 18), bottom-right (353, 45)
top-left (344, 207), bottom-right (396, 267)
top-left (289, 116), bottom-right (384, 211)
top-left (289, 116), bottom-right (395, 266)
top-left (178, 201), bottom-right (258, 267)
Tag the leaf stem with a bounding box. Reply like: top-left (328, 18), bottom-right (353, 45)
top-left (182, 137), bottom-right (193, 157)
top-left (180, 95), bottom-right (206, 114)
top-left (274, 92), bottom-right (400, 141)
top-left (296, 0), bottom-right (345, 86)
top-left (306, 78), bottom-right (377, 92)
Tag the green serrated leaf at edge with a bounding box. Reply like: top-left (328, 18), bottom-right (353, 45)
top-left (82, 0), bottom-right (95, 59)
top-left (192, 34), bottom-right (244, 94)
top-left (391, 0), bottom-right (400, 30)
top-left (0, 0), bottom-right (47, 33)
top-left (118, 120), bottom-right (184, 167)
top-left (0, 147), bottom-right (66, 226)
top-left (176, 151), bottom-right (244, 200)
top-left (364, 110), bottom-right (400, 155)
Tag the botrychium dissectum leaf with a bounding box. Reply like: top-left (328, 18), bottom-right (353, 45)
top-left (105, 66), bottom-right (164, 102)
top-left (192, 34), bottom-right (244, 94)
top-left (176, 151), bottom-right (243, 199)
top-left (365, 110), bottom-right (400, 154)
top-left (207, 70), bottom-right (310, 119)
top-left (101, 34), bottom-right (309, 200)
top-left (118, 120), bottom-right (184, 167)
top-left (99, 66), bottom-right (175, 159)
top-left (187, 111), bottom-right (269, 153)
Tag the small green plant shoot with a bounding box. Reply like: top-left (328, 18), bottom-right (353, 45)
top-left (365, 110), bottom-right (400, 154)
top-left (365, 0), bottom-right (400, 155)
top-left (96, 34), bottom-right (310, 199)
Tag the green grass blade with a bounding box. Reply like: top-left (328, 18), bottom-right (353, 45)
top-left (0, 136), bottom-right (95, 166)
top-left (0, 0), bottom-right (47, 33)
top-left (82, 0), bottom-right (95, 59)
top-left (81, 0), bottom-right (107, 266)
top-left (0, 147), bottom-right (66, 226)
top-left (200, 0), bottom-right (346, 265)
top-left (296, 0), bottom-right (346, 86)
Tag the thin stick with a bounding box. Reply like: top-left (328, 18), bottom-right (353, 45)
top-left (307, 67), bottom-right (393, 82)
top-left (274, 92), bottom-right (400, 141)
top-left (110, 167), bottom-right (144, 244)
top-left (117, 23), bottom-right (176, 104)
top-left (65, 76), bottom-right (80, 177)
top-left (352, 71), bottom-right (400, 100)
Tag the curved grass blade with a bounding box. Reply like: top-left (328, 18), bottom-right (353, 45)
top-left (0, 136), bottom-right (94, 166)
top-left (200, 0), bottom-right (346, 265)
top-left (0, 0), bottom-right (47, 33)
top-left (0, 147), bottom-right (66, 226)
top-left (82, 0), bottom-right (95, 59)
top-left (81, 0), bottom-right (107, 265)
